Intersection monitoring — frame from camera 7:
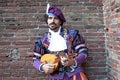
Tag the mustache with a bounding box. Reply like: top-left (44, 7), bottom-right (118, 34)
top-left (49, 22), bottom-right (56, 25)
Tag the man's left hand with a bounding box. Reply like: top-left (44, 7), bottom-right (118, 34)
top-left (60, 56), bottom-right (75, 66)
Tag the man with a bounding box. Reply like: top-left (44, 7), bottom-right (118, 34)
top-left (33, 3), bottom-right (88, 80)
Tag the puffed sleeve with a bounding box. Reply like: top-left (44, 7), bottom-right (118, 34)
top-left (33, 38), bottom-right (45, 72)
top-left (72, 30), bottom-right (88, 65)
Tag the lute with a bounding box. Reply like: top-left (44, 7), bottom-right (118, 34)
top-left (40, 51), bottom-right (77, 74)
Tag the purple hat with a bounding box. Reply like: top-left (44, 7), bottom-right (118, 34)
top-left (46, 4), bottom-right (66, 22)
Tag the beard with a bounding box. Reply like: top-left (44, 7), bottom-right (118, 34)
top-left (49, 22), bottom-right (59, 31)
top-left (49, 26), bottom-right (58, 30)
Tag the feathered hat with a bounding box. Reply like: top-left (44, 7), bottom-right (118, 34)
top-left (46, 3), bottom-right (66, 22)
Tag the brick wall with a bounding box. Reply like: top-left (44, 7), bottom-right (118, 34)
top-left (103, 0), bottom-right (120, 80)
top-left (0, 0), bottom-right (107, 80)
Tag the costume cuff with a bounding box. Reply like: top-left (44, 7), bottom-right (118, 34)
top-left (33, 60), bottom-right (44, 72)
top-left (74, 59), bottom-right (77, 66)
top-left (39, 64), bottom-right (45, 72)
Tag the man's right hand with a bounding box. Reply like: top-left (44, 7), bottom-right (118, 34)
top-left (42, 63), bottom-right (55, 74)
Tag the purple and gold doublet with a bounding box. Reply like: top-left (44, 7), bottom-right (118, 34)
top-left (33, 28), bottom-right (88, 80)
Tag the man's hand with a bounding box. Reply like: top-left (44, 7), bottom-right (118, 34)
top-left (60, 56), bottom-right (75, 66)
top-left (42, 63), bottom-right (55, 74)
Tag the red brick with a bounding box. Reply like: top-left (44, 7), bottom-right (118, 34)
top-left (0, 42), bottom-right (11, 45)
top-left (90, 0), bottom-right (102, 3)
top-left (14, 41), bottom-right (33, 45)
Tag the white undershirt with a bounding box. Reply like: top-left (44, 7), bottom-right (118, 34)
top-left (48, 27), bottom-right (67, 52)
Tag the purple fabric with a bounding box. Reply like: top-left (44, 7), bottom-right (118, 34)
top-left (33, 60), bottom-right (41, 71)
top-left (66, 67), bottom-right (84, 77)
top-left (75, 53), bottom-right (86, 65)
top-left (48, 6), bottom-right (66, 22)
top-left (49, 67), bottom-right (84, 79)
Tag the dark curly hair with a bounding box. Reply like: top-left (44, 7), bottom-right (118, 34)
top-left (44, 14), bottom-right (64, 26)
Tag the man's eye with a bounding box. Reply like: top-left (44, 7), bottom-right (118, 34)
top-left (54, 17), bottom-right (59, 19)
top-left (48, 17), bottom-right (52, 19)
top-left (48, 17), bottom-right (59, 20)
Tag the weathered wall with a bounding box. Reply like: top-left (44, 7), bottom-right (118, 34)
top-left (0, 0), bottom-right (107, 80)
top-left (103, 0), bottom-right (120, 80)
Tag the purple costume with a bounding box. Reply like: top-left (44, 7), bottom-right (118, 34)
top-left (33, 28), bottom-right (88, 80)
top-left (33, 5), bottom-right (88, 80)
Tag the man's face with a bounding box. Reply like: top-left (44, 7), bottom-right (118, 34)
top-left (47, 16), bottom-right (62, 31)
